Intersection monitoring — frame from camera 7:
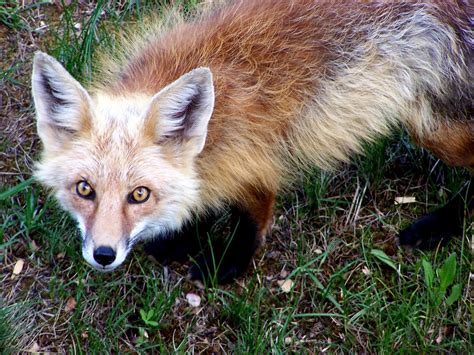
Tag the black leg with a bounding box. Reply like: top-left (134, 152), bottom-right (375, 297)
top-left (188, 206), bottom-right (260, 284)
top-left (143, 213), bottom-right (215, 264)
top-left (399, 179), bottom-right (473, 249)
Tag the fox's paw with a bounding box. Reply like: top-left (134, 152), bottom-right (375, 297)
top-left (144, 215), bottom-right (217, 265)
top-left (398, 207), bottom-right (463, 250)
top-left (188, 258), bottom-right (236, 285)
top-left (144, 236), bottom-right (200, 264)
top-left (188, 254), bottom-right (244, 285)
top-left (187, 240), bottom-right (253, 285)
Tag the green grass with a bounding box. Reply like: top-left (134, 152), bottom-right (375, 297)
top-left (1, 0), bottom-right (472, 352)
top-left (0, 0), bottom-right (25, 29)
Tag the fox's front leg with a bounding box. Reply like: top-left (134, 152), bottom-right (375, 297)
top-left (189, 191), bottom-right (275, 284)
top-left (143, 213), bottom-right (215, 265)
top-left (399, 177), bottom-right (473, 249)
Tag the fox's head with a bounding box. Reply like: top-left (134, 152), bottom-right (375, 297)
top-left (32, 52), bottom-right (214, 271)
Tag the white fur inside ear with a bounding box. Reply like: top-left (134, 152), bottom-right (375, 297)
top-left (145, 67), bottom-right (215, 156)
top-left (32, 52), bottom-right (92, 141)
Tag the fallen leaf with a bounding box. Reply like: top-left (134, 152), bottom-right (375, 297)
top-left (186, 293), bottom-right (201, 307)
top-left (277, 279), bottom-right (294, 293)
top-left (64, 297), bottom-right (77, 312)
top-left (12, 259), bottom-right (25, 278)
top-left (394, 196), bottom-right (416, 205)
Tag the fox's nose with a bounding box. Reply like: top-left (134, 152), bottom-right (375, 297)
top-left (93, 246), bottom-right (116, 266)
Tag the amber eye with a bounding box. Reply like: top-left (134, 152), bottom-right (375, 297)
top-left (76, 180), bottom-right (95, 200)
top-left (128, 186), bottom-right (150, 204)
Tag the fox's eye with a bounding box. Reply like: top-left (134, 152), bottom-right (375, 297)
top-left (76, 180), bottom-right (95, 200)
top-left (129, 186), bottom-right (150, 204)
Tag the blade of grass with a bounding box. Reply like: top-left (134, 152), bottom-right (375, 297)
top-left (0, 178), bottom-right (34, 201)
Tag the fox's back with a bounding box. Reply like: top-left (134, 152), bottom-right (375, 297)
top-left (111, 0), bottom-right (471, 107)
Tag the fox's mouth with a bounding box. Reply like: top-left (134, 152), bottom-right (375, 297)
top-left (91, 264), bottom-right (118, 272)
top-left (84, 258), bottom-right (124, 272)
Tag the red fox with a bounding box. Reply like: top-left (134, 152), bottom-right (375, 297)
top-left (32, 0), bottom-right (473, 283)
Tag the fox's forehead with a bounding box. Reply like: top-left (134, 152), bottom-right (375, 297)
top-left (90, 93), bottom-right (152, 138)
top-left (72, 140), bottom-right (172, 189)
top-left (68, 93), bottom-right (186, 187)
top-left (72, 93), bottom-right (153, 184)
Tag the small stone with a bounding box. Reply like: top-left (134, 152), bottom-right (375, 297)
top-left (186, 293), bottom-right (201, 307)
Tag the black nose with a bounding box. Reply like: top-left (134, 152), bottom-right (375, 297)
top-left (93, 246), bottom-right (116, 266)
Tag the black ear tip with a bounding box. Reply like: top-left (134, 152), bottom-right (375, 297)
top-left (34, 50), bottom-right (46, 57)
top-left (33, 52), bottom-right (61, 72)
top-left (189, 67), bottom-right (213, 84)
top-left (33, 51), bottom-right (47, 64)
top-left (194, 67), bottom-right (212, 75)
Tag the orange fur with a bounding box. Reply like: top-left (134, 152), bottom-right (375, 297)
top-left (416, 120), bottom-right (474, 167)
top-left (33, 0), bottom-right (473, 271)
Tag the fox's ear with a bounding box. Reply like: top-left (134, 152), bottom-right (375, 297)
top-left (143, 67), bottom-right (214, 157)
top-left (32, 52), bottom-right (92, 151)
